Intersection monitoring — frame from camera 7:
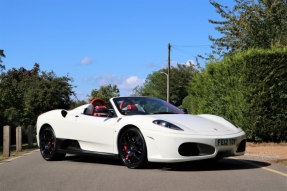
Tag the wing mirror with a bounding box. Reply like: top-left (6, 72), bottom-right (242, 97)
top-left (108, 110), bottom-right (115, 117)
top-left (180, 108), bottom-right (188, 114)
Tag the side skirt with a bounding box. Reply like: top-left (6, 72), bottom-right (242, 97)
top-left (56, 138), bottom-right (118, 159)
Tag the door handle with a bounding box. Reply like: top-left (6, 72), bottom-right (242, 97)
top-left (75, 115), bottom-right (79, 117)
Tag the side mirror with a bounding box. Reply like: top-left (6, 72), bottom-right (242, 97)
top-left (108, 110), bottom-right (115, 117)
top-left (180, 108), bottom-right (188, 114)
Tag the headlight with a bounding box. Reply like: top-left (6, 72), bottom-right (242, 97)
top-left (152, 120), bottom-right (184, 131)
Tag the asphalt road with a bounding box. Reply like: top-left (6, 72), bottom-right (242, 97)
top-left (1, 150), bottom-right (286, 191)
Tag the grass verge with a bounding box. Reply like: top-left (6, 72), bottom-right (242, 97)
top-left (0, 143), bottom-right (39, 162)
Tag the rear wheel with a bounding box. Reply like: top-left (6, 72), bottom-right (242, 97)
top-left (39, 126), bottom-right (65, 161)
top-left (119, 128), bottom-right (147, 169)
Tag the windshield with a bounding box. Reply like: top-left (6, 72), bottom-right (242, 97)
top-left (112, 97), bottom-right (184, 115)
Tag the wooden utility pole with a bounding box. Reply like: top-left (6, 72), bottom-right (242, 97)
top-left (3, 125), bottom-right (11, 157)
top-left (167, 43), bottom-right (171, 103)
top-left (16, 126), bottom-right (22, 152)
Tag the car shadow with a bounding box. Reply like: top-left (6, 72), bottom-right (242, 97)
top-left (63, 154), bottom-right (123, 166)
top-left (63, 155), bottom-right (271, 171)
top-left (147, 158), bottom-right (271, 171)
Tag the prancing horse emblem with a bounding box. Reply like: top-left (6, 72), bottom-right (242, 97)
top-left (214, 128), bottom-right (218, 131)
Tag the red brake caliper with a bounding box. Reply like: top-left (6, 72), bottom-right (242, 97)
top-left (123, 145), bottom-right (129, 159)
top-left (51, 141), bottom-right (54, 151)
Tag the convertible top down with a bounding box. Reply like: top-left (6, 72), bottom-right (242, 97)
top-left (37, 96), bottom-right (246, 168)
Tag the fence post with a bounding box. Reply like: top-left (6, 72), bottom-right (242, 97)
top-left (16, 126), bottom-right (22, 152)
top-left (3, 125), bottom-right (11, 157)
top-left (28, 125), bottom-right (33, 148)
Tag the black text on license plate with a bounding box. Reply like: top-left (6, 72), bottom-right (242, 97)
top-left (216, 139), bottom-right (235, 146)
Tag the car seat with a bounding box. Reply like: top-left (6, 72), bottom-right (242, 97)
top-left (126, 104), bottom-right (138, 111)
top-left (94, 105), bottom-right (109, 117)
top-left (85, 104), bottom-right (95, 115)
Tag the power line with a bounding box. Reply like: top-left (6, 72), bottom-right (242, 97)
top-left (172, 45), bottom-right (211, 48)
top-left (171, 46), bottom-right (198, 57)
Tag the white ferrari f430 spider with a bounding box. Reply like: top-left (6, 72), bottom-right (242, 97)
top-left (37, 96), bottom-right (246, 168)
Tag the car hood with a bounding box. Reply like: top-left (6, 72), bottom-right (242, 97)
top-left (142, 114), bottom-right (242, 135)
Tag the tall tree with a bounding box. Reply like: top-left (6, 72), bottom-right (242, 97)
top-left (132, 63), bottom-right (197, 106)
top-left (0, 49), bottom-right (5, 71)
top-left (0, 63), bottom-right (75, 137)
top-left (88, 84), bottom-right (120, 102)
top-left (207, 0), bottom-right (287, 59)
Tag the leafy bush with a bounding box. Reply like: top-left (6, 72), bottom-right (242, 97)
top-left (183, 47), bottom-right (287, 142)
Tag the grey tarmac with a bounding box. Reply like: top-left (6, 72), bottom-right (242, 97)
top-left (0, 150), bottom-right (286, 191)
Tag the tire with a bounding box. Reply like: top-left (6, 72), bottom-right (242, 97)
top-left (39, 126), bottom-right (65, 161)
top-left (119, 128), bottom-right (147, 169)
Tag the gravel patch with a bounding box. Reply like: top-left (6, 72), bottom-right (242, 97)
top-left (235, 142), bottom-right (287, 165)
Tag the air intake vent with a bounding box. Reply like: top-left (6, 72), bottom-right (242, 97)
top-left (196, 143), bottom-right (215, 155)
top-left (236, 139), bottom-right (246, 152)
top-left (178, 143), bottom-right (200, 156)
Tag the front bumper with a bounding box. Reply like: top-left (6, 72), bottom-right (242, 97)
top-left (141, 129), bottom-right (246, 163)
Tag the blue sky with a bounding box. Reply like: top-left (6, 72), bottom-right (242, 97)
top-left (1, 0), bottom-right (235, 101)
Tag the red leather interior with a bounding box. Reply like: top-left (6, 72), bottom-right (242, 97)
top-left (126, 104), bottom-right (138, 110)
top-left (89, 98), bottom-right (109, 117)
top-left (93, 105), bottom-right (108, 117)
top-left (90, 98), bottom-right (107, 108)
top-left (95, 105), bottom-right (108, 112)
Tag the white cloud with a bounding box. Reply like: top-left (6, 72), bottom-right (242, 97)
top-left (118, 76), bottom-right (145, 90)
top-left (185, 60), bottom-right (196, 66)
top-left (170, 60), bottom-right (178, 67)
top-left (124, 90), bottom-right (136, 96)
top-left (74, 91), bottom-right (88, 101)
top-left (161, 60), bottom-right (199, 68)
top-left (89, 74), bottom-right (145, 95)
top-left (93, 74), bottom-right (120, 86)
top-left (80, 57), bottom-right (93, 65)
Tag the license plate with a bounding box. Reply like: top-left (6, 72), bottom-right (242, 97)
top-left (216, 139), bottom-right (235, 146)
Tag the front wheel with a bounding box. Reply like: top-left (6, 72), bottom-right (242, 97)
top-left (119, 128), bottom-right (147, 169)
top-left (39, 126), bottom-right (65, 161)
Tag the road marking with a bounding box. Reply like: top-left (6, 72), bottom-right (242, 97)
top-left (230, 157), bottom-right (287, 178)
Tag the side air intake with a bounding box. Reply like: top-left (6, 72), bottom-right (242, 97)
top-left (236, 139), bottom-right (246, 152)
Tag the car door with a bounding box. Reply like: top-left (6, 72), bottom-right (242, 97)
top-left (72, 114), bottom-right (116, 153)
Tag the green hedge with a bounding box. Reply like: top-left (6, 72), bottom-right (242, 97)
top-left (183, 47), bottom-right (287, 142)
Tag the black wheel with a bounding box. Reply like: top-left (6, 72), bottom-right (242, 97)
top-left (39, 126), bottom-right (65, 161)
top-left (119, 128), bottom-right (147, 169)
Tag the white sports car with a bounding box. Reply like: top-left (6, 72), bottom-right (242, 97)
top-left (37, 96), bottom-right (246, 169)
